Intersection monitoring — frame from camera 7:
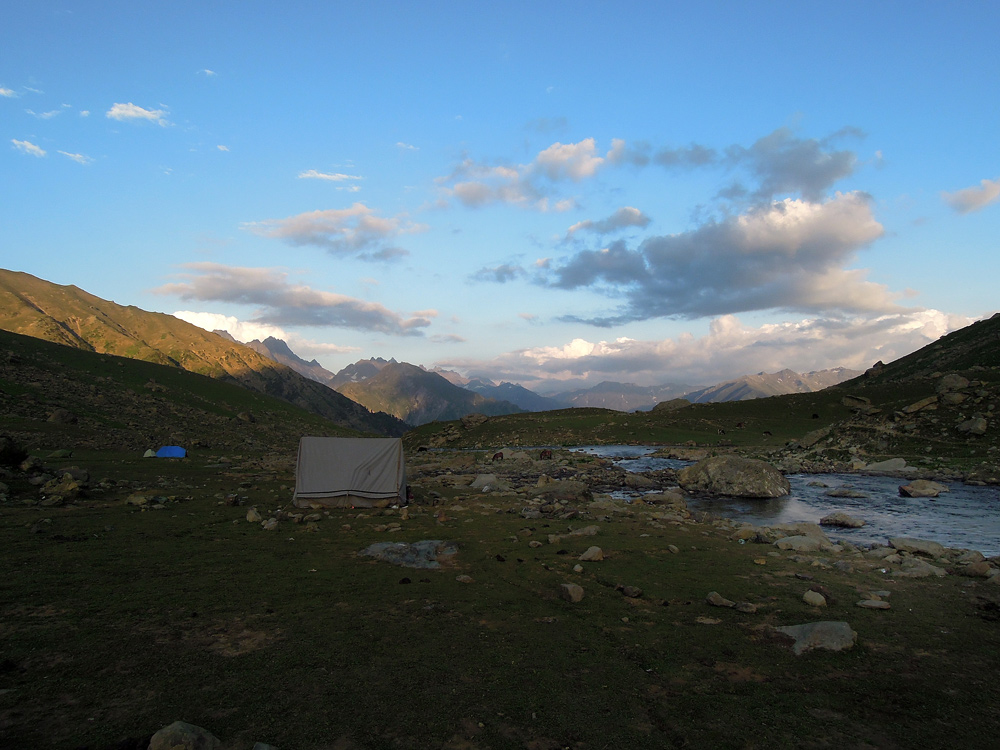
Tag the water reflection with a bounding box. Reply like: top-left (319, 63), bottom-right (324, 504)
top-left (575, 446), bottom-right (1000, 556)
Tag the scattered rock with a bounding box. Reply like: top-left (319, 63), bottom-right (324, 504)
top-left (579, 546), bottom-right (604, 562)
top-left (261, 518), bottom-right (278, 531)
top-left (775, 621), bottom-right (857, 656)
top-left (456, 575), bottom-right (474, 584)
top-left (865, 457), bottom-right (909, 472)
top-left (246, 508), bottom-right (262, 523)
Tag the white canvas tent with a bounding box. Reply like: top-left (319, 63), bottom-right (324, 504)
top-left (293, 437), bottom-right (407, 508)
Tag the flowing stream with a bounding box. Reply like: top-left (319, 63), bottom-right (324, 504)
top-left (573, 446), bottom-right (1000, 556)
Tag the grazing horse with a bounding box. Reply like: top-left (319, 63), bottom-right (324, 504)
top-left (492, 451), bottom-right (504, 462)
top-left (539, 449), bottom-right (553, 460)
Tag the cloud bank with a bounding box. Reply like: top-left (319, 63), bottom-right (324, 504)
top-left (155, 263), bottom-right (433, 336)
top-left (441, 310), bottom-right (971, 392)
top-left (244, 202), bottom-right (425, 260)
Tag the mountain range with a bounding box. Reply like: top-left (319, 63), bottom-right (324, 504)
top-left (0, 269), bottom-right (861, 428)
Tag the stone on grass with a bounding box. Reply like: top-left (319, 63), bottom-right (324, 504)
top-left (261, 518), bottom-right (278, 531)
top-left (894, 557), bottom-right (947, 578)
top-left (559, 583), bottom-right (585, 603)
top-left (148, 721), bottom-right (220, 750)
top-left (857, 600), bottom-right (891, 610)
top-left (803, 590), bottom-right (827, 607)
top-left (579, 546), bottom-right (604, 561)
top-left (706, 591), bottom-right (735, 608)
top-left (359, 540), bottom-right (458, 569)
top-left (775, 621), bottom-right (857, 656)
top-left (246, 508), bottom-right (262, 523)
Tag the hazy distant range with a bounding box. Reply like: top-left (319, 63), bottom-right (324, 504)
top-left (242, 334), bottom-right (861, 416)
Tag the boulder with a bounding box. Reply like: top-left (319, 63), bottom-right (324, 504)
top-left (937, 374), bottom-right (970, 393)
top-left (902, 396), bottom-right (938, 414)
top-left (559, 583), bottom-right (585, 603)
top-left (775, 621), bottom-right (857, 656)
top-left (803, 590), bottom-right (827, 607)
top-left (958, 417), bottom-right (988, 436)
top-left (528, 480), bottom-right (592, 504)
top-left (775, 535), bottom-right (828, 553)
top-left (865, 458), bottom-right (908, 472)
top-left (359, 540), bottom-right (458, 569)
top-left (899, 480), bottom-right (949, 498)
top-left (820, 512), bottom-right (865, 528)
top-left (148, 721), bottom-right (220, 750)
top-left (677, 455), bottom-right (790, 498)
top-left (889, 537), bottom-right (946, 558)
top-left (706, 591), bottom-right (735, 608)
top-left (579, 546), bottom-right (604, 561)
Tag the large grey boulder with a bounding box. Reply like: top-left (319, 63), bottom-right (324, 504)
top-left (677, 455), bottom-right (790, 498)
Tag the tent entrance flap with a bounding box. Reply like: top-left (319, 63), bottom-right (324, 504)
top-left (293, 437), bottom-right (406, 508)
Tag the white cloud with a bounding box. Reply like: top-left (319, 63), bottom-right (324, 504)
top-left (297, 169), bottom-right (362, 181)
top-left (173, 310), bottom-right (359, 355)
top-left (243, 202), bottom-right (426, 259)
top-left (396, 142), bottom-right (418, 151)
top-left (106, 102), bottom-right (170, 126)
top-left (0, 86), bottom-right (15, 97)
top-left (156, 263), bottom-right (432, 336)
top-left (439, 138), bottom-right (621, 210)
top-left (26, 108), bottom-right (61, 119)
top-left (440, 310), bottom-right (972, 391)
top-left (12, 139), bottom-right (46, 157)
top-left (199, 69), bottom-right (217, 76)
top-left (217, 145), bottom-right (229, 152)
top-left (942, 178), bottom-right (1000, 214)
top-left (79, 110), bottom-right (90, 117)
top-left (57, 150), bottom-right (93, 165)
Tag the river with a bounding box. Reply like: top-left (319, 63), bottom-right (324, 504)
top-left (573, 446), bottom-right (1000, 557)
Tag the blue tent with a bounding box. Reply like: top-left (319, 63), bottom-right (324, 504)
top-left (155, 445), bottom-right (187, 458)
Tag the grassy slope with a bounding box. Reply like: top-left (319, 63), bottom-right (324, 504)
top-left (2, 307), bottom-right (1000, 748)
top-left (2, 451), bottom-right (1000, 748)
top-left (0, 270), bottom-right (407, 436)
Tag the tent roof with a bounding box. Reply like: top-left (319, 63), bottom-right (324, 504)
top-left (293, 437), bottom-right (405, 508)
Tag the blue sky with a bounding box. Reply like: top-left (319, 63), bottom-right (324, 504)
top-left (3, 1), bottom-right (998, 393)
